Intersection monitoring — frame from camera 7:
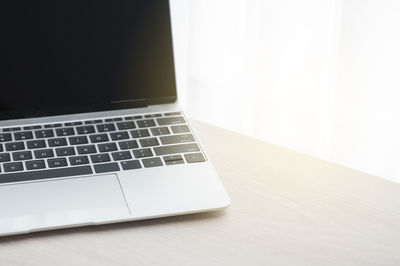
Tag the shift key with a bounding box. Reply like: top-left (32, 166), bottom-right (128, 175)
top-left (160, 134), bottom-right (195, 145)
top-left (154, 143), bottom-right (200, 156)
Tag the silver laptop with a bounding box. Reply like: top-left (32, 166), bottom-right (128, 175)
top-left (0, 0), bottom-right (230, 236)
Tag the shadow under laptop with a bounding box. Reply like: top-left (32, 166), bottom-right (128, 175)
top-left (0, 209), bottom-right (227, 243)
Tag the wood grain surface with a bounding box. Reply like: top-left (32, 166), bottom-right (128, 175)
top-left (1, 119), bottom-right (399, 266)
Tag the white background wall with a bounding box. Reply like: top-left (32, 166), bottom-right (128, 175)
top-left (170, 0), bottom-right (400, 183)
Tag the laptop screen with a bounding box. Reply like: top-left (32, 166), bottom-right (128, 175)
top-left (0, 0), bottom-right (177, 120)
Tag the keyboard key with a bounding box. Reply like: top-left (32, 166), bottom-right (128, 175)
top-left (157, 116), bottom-right (185, 126)
top-left (110, 131), bottom-right (129, 141)
top-left (164, 112), bottom-right (182, 116)
top-left (125, 115), bottom-right (142, 120)
top-left (26, 160), bottom-right (46, 170)
top-left (3, 162), bottom-right (24, 172)
top-left (0, 166), bottom-right (92, 184)
top-left (3, 127), bottom-right (21, 132)
top-left (55, 127), bottom-right (75, 136)
top-left (139, 138), bottom-right (159, 147)
top-left (121, 160), bottom-right (142, 170)
top-left (48, 138), bottom-right (68, 147)
top-left (132, 148), bottom-right (153, 158)
top-left (160, 134), bottom-right (195, 145)
top-left (116, 121), bottom-right (136, 130)
top-left (136, 119), bottom-right (156, 128)
top-left (64, 121), bottom-right (83, 126)
top-left (163, 155), bottom-right (185, 165)
top-left (27, 140), bottom-right (46, 149)
top-left (0, 153), bottom-right (11, 162)
top-left (13, 151), bottom-right (33, 161)
top-left (130, 129), bottom-right (150, 138)
top-left (23, 125), bottom-right (42, 130)
top-left (98, 142), bottom-right (118, 153)
top-left (112, 151), bottom-right (132, 161)
top-left (0, 133), bottom-right (12, 142)
top-left (47, 158), bottom-right (68, 168)
top-left (97, 123), bottom-right (116, 132)
top-left (35, 129), bottom-right (54, 138)
top-left (144, 113), bottom-right (162, 118)
top-left (69, 156), bottom-right (90, 165)
top-left (84, 119), bottom-right (103, 125)
top-left (34, 149), bottom-right (54, 159)
top-left (5, 142), bottom-right (25, 151)
top-left (90, 134), bottom-right (109, 143)
top-left (0, 144), bottom-right (2, 152)
top-left (151, 127), bottom-right (171, 136)
top-left (142, 157), bottom-right (163, 168)
top-left (69, 136), bottom-right (88, 145)
top-left (56, 147), bottom-right (76, 157)
top-left (14, 131), bottom-right (33, 140)
top-left (77, 145), bottom-right (97, 154)
top-left (76, 126), bottom-right (95, 134)
top-left (118, 140), bottom-right (138, 150)
top-left (154, 143), bottom-right (200, 156)
top-left (94, 162), bottom-right (120, 173)
top-left (44, 123), bottom-right (62, 128)
top-left (184, 153), bottom-right (206, 163)
top-left (91, 153), bottom-right (111, 163)
top-left (105, 117), bottom-right (123, 122)
top-left (171, 125), bottom-right (191, 134)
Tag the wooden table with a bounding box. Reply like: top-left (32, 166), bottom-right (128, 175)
top-left (1, 119), bottom-right (400, 266)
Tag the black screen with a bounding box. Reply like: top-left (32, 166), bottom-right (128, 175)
top-left (0, 0), bottom-right (177, 120)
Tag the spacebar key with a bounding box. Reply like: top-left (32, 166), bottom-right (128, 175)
top-left (0, 166), bottom-right (93, 184)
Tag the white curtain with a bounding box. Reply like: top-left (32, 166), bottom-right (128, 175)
top-left (170, 0), bottom-right (400, 183)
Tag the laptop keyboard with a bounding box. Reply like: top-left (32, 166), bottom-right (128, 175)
top-left (0, 112), bottom-right (206, 184)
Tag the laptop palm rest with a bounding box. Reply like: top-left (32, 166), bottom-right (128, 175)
top-left (0, 174), bottom-right (130, 236)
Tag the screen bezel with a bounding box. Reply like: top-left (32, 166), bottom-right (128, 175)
top-left (0, 0), bottom-right (177, 121)
top-left (0, 96), bottom-right (177, 121)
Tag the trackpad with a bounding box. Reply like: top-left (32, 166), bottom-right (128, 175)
top-left (0, 174), bottom-right (130, 235)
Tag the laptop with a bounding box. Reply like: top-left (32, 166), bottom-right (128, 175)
top-left (0, 0), bottom-right (230, 236)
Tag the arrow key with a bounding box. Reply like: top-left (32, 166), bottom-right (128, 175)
top-left (3, 162), bottom-right (24, 172)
